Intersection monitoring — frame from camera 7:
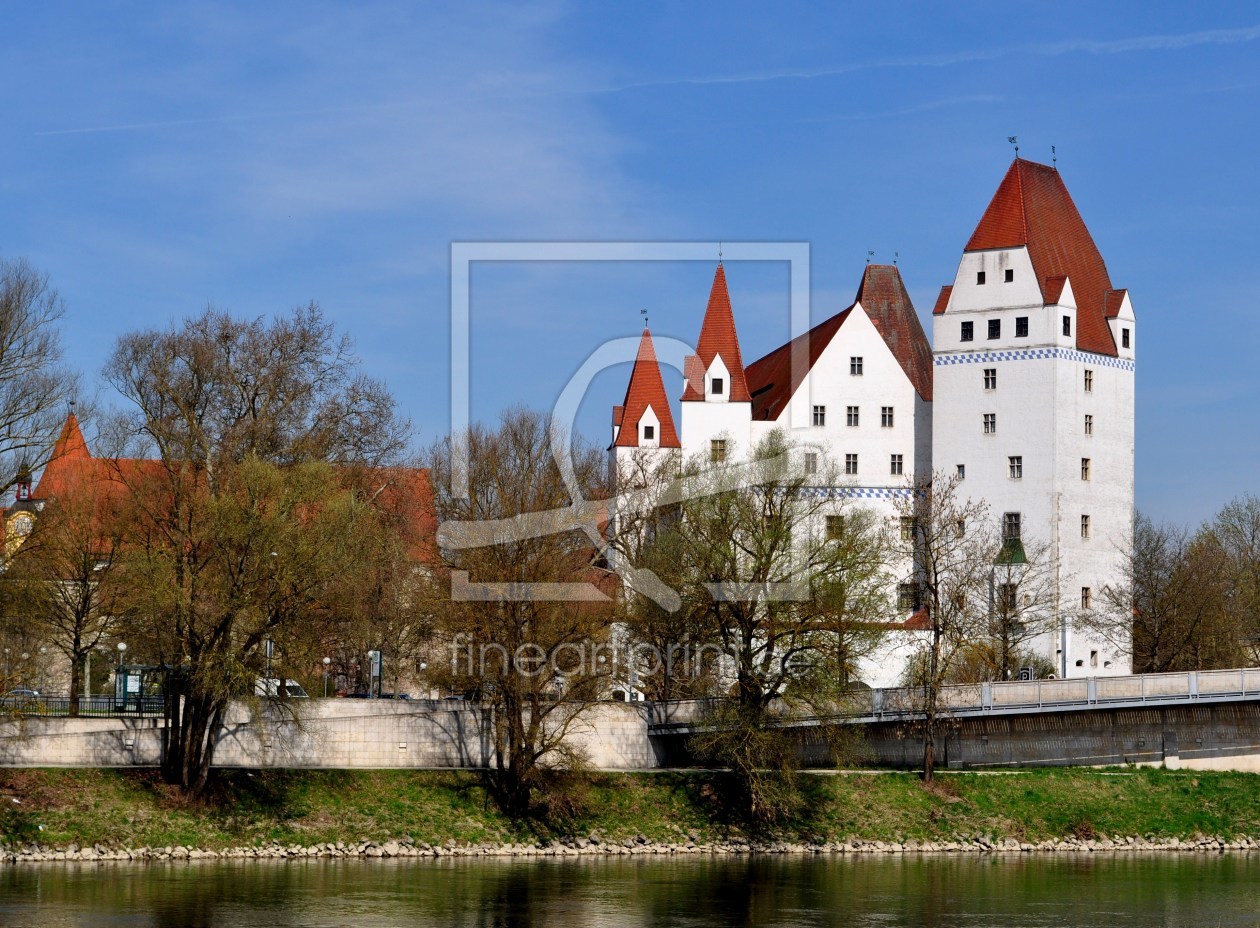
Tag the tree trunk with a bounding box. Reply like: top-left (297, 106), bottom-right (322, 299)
top-left (922, 735), bottom-right (935, 783)
top-left (68, 655), bottom-right (83, 718)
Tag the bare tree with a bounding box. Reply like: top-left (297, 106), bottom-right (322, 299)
top-left (426, 408), bottom-right (615, 818)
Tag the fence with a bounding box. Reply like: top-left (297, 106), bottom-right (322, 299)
top-left (0, 695), bottom-right (165, 718)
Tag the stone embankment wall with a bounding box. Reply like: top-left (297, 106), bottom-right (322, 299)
top-left (0, 700), bottom-right (659, 770)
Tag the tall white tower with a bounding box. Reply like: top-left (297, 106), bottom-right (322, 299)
top-left (931, 159), bottom-right (1136, 678)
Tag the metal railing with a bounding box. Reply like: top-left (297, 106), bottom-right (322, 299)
top-left (0, 695), bottom-right (166, 718)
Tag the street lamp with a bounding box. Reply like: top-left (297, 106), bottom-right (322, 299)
top-left (264, 638), bottom-right (274, 680)
top-left (322, 656), bottom-right (331, 697)
top-left (116, 642), bottom-right (127, 672)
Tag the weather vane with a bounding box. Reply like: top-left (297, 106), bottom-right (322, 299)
top-left (718, 241), bottom-right (723, 265)
top-left (866, 250), bottom-right (875, 264)
top-left (1052, 144), bottom-right (1057, 166)
top-left (1008, 135), bottom-right (1019, 158)
top-left (640, 307), bottom-right (649, 328)
top-left (893, 251), bottom-right (899, 266)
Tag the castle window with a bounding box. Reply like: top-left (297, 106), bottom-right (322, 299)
top-left (1122, 327), bottom-right (1131, 349)
top-left (890, 454), bottom-right (904, 476)
top-left (899, 516), bottom-right (915, 541)
top-left (847, 406), bottom-right (859, 427)
top-left (881, 406), bottom-right (894, 427)
top-left (898, 583), bottom-right (921, 612)
top-left (845, 454), bottom-right (858, 476)
top-left (983, 413), bottom-right (996, 434)
top-left (643, 425), bottom-right (655, 441)
top-left (983, 368), bottom-right (997, 390)
top-left (804, 452), bottom-right (818, 475)
top-left (988, 319), bottom-right (1001, 340)
top-left (826, 515), bottom-right (845, 540)
top-left (1081, 457), bottom-right (1091, 480)
top-left (956, 464), bottom-right (965, 479)
top-left (1004, 268), bottom-right (1014, 283)
top-left (1090, 650), bottom-right (1099, 668)
top-left (711, 377), bottom-right (724, 396)
top-left (1062, 315), bottom-right (1071, 337)
top-left (1085, 414), bottom-right (1094, 436)
top-left (812, 405), bottom-right (826, 427)
top-left (998, 583), bottom-right (1018, 613)
top-left (1015, 316), bottom-right (1029, 337)
top-left (850, 356), bottom-right (863, 375)
top-left (1008, 456), bottom-right (1023, 479)
top-left (1084, 369), bottom-right (1094, 392)
top-left (710, 439), bottom-right (727, 462)
top-left (961, 321), bottom-right (974, 342)
top-left (955, 519), bottom-right (966, 539)
top-left (1003, 512), bottom-right (1022, 541)
top-left (1081, 514), bottom-right (1091, 539)
top-left (977, 271), bottom-right (987, 285)
top-left (1081, 587), bottom-right (1092, 610)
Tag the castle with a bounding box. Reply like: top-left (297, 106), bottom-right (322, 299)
top-left (609, 158), bottom-right (1135, 686)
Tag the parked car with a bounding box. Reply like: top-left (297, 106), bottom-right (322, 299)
top-left (1, 687), bottom-right (40, 710)
top-left (254, 678), bottom-right (309, 698)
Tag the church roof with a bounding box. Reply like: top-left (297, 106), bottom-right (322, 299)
top-left (964, 158), bottom-right (1123, 357)
top-left (853, 265), bottom-right (933, 402)
top-left (681, 265), bottom-right (751, 403)
top-left (613, 327), bottom-right (680, 448)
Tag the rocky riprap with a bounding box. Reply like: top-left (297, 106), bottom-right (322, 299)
top-left (3, 833), bottom-right (1260, 863)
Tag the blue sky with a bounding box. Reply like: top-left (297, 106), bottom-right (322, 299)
top-left (2, 2), bottom-right (1258, 526)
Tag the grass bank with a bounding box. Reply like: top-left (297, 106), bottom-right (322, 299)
top-left (2, 767), bottom-right (1260, 850)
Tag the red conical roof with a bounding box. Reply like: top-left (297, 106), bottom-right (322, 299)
top-left (681, 264), bottom-right (751, 402)
top-left (614, 328), bottom-right (680, 448)
top-left (965, 158), bottom-right (1122, 357)
top-left (33, 412), bottom-right (92, 499)
top-left (854, 264), bottom-right (933, 401)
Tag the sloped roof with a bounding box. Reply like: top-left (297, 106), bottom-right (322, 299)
top-left (932, 285), bottom-right (953, 316)
top-left (965, 158), bottom-right (1123, 356)
top-left (613, 328), bottom-right (680, 448)
top-left (745, 308), bottom-right (854, 422)
top-left (681, 264), bottom-right (751, 402)
top-left (854, 265), bottom-right (933, 402)
top-left (33, 413), bottom-right (163, 502)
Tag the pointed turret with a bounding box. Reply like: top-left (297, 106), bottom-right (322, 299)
top-left (613, 328), bottom-right (680, 448)
top-left (681, 265), bottom-right (751, 402)
top-left (34, 412), bottom-right (93, 499)
top-left (854, 264), bottom-right (933, 401)
top-left (963, 158), bottom-right (1121, 356)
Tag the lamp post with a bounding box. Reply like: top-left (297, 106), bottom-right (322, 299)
top-left (418, 661), bottom-right (428, 699)
top-left (264, 638), bottom-right (274, 680)
top-left (322, 656), bottom-right (331, 697)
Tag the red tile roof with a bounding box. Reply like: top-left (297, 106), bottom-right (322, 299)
top-left (965, 158), bottom-right (1123, 357)
top-left (1105, 288), bottom-right (1128, 318)
top-left (681, 265), bottom-right (751, 402)
top-left (33, 413), bottom-right (163, 503)
top-left (854, 265), bottom-right (933, 402)
top-left (932, 285), bottom-right (953, 316)
top-left (614, 328), bottom-right (680, 448)
top-left (746, 308), bottom-right (854, 422)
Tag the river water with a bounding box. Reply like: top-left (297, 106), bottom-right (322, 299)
top-left (2, 853), bottom-right (1259, 926)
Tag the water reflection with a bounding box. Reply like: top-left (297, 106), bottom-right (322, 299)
top-left (0, 853), bottom-right (1258, 927)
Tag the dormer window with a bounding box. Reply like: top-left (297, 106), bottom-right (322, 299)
top-left (1004, 268), bottom-right (1014, 283)
top-left (711, 377), bottom-right (724, 396)
top-left (642, 425), bottom-right (655, 441)
top-left (977, 271), bottom-right (986, 285)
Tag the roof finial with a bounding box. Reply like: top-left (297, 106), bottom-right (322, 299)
top-left (717, 241), bottom-right (723, 266)
top-left (866, 250), bottom-right (874, 264)
top-left (1051, 144), bottom-right (1057, 167)
top-left (640, 307), bottom-right (649, 329)
top-left (1008, 135), bottom-right (1019, 159)
top-left (893, 251), bottom-right (899, 266)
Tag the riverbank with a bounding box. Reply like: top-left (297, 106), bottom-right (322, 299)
top-left (3, 767), bottom-right (1260, 859)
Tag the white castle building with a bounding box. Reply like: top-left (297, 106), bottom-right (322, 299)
top-left (609, 158), bottom-right (1135, 685)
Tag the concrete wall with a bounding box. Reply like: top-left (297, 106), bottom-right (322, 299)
top-left (0, 700), bottom-right (659, 771)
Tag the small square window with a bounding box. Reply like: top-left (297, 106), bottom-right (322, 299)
top-left (983, 413), bottom-right (996, 434)
top-left (710, 439), bottom-right (727, 462)
top-left (899, 516), bottom-right (915, 541)
top-left (711, 377), bottom-right (724, 396)
top-left (983, 368), bottom-right (997, 390)
top-left (1122, 327), bottom-right (1131, 349)
top-left (956, 464), bottom-right (965, 479)
top-left (643, 425), bottom-right (655, 441)
top-left (850, 356), bottom-right (863, 375)
top-left (977, 270), bottom-right (987, 285)
top-left (881, 406), bottom-right (894, 428)
top-left (1084, 369), bottom-right (1093, 392)
top-left (1003, 512), bottom-right (1022, 541)
top-left (1062, 315), bottom-right (1072, 337)
top-left (988, 319), bottom-right (1001, 340)
top-left (844, 453), bottom-right (858, 476)
top-left (1084, 414), bottom-right (1093, 436)
top-left (890, 453), bottom-right (904, 476)
top-left (1081, 587), bottom-right (1092, 610)
top-left (1015, 316), bottom-right (1029, 338)
top-left (847, 405), bottom-right (860, 427)
top-left (1004, 268), bottom-right (1014, 283)
top-left (826, 515), bottom-right (844, 540)
top-left (1081, 514), bottom-right (1091, 539)
top-left (1081, 457), bottom-right (1091, 480)
top-left (960, 321), bottom-right (974, 342)
top-left (804, 452), bottom-right (818, 475)
top-left (898, 583), bottom-right (921, 612)
top-left (1008, 455), bottom-right (1022, 479)
top-left (812, 405), bottom-right (826, 427)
